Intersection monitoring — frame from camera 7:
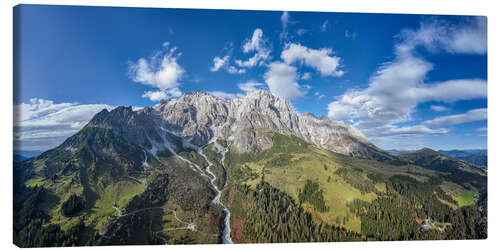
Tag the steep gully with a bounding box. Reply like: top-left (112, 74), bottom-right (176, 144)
top-left (146, 127), bottom-right (234, 244)
top-left (197, 143), bottom-right (233, 244)
top-left (104, 132), bottom-right (233, 243)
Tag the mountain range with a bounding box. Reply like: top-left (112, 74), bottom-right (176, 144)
top-left (389, 149), bottom-right (487, 168)
top-left (13, 90), bottom-right (487, 246)
top-left (13, 150), bottom-right (43, 163)
top-left (438, 150), bottom-right (487, 168)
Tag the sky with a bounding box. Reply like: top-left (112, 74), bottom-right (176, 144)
top-left (13, 5), bottom-right (487, 152)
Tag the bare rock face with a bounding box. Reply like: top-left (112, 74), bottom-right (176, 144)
top-left (85, 90), bottom-right (391, 160)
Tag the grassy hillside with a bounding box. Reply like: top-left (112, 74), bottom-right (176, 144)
top-left (438, 150), bottom-right (487, 168)
top-left (400, 148), bottom-right (486, 176)
top-left (399, 148), bottom-right (487, 198)
top-left (13, 127), bottom-right (222, 247)
top-left (14, 125), bottom-right (487, 245)
top-left (223, 131), bottom-right (487, 241)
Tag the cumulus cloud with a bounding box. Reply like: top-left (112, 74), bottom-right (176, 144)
top-left (238, 81), bottom-right (265, 92)
top-left (227, 66), bottom-right (246, 74)
top-left (260, 41), bottom-right (343, 100)
top-left (210, 43), bottom-right (247, 74)
top-left (264, 62), bottom-right (306, 100)
top-left (128, 42), bottom-right (185, 101)
top-left (243, 28), bottom-right (265, 53)
top-left (167, 88), bottom-right (182, 97)
top-left (235, 28), bottom-right (272, 68)
top-left (210, 55), bottom-right (230, 72)
top-left (281, 43), bottom-right (344, 77)
top-left (424, 108), bottom-right (487, 127)
top-left (142, 90), bottom-right (167, 101)
top-left (14, 98), bottom-right (113, 151)
top-left (431, 105), bottom-right (448, 112)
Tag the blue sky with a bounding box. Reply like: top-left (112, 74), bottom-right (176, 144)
top-left (14, 5), bottom-right (487, 151)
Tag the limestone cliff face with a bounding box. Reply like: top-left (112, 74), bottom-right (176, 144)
top-left (84, 90), bottom-right (392, 160)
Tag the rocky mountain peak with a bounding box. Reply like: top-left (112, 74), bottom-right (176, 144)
top-left (244, 89), bottom-right (275, 100)
top-left (85, 90), bottom-right (393, 160)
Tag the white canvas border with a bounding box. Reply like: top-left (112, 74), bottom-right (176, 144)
top-left (1, 1), bottom-right (497, 250)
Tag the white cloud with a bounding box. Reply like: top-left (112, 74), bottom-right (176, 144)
top-left (431, 105), bottom-right (448, 112)
top-left (141, 88), bottom-right (182, 102)
top-left (209, 42), bottom-right (246, 74)
top-left (238, 81), bottom-right (264, 92)
top-left (281, 43), bottom-right (344, 77)
top-left (264, 61), bottom-right (306, 100)
top-left (396, 17), bottom-right (487, 56)
top-left (328, 54), bottom-right (486, 130)
top-left (368, 125), bottom-right (449, 137)
top-left (259, 42), bottom-right (343, 101)
top-left (314, 91), bottom-right (325, 100)
top-left (14, 98), bottom-right (113, 151)
top-left (210, 55), bottom-right (229, 72)
top-left (327, 18), bottom-right (487, 138)
top-left (235, 28), bottom-right (271, 68)
top-left (142, 90), bottom-right (167, 101)
top-left (227, 65), bottom-right (246, 74)
top-left (301, 72), bottom-right (311, 80)
top-left (280, 11), bottom-right (291, 41)
top-left (208, 91), bottom-right (244, 99)
top-left (243, 28), bottom-right (265, 53)
top-left (416, 79), bottom-right (487, 102)
top-left (166, 87), bottom-right (182, 97)
top-left (210, 44), bottom-right (246, 74)
top-left (321, 20), bottom-right (328, 32)
top-left (424, 108), bottom-right (487, 127)
top-left (281, 11), bottom-right (290, 30)
top-left (128, 42), bottom-right (185, 101)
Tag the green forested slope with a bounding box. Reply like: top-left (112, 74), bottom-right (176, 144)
top-left (14, 127), bottom-right (487, 246)
top-left (14, 127), bottom-right (223, 247)
top-left (222, 131), bottom-right (487, 241)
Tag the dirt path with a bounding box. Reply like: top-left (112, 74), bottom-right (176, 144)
top-left (108, 205), bottom-right (197, 243)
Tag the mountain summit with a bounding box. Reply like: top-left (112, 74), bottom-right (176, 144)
top-left (85, 90), bottom-right (394, 161)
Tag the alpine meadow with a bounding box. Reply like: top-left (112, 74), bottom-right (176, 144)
top-left (13, 5), bottom-right (487, 247)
